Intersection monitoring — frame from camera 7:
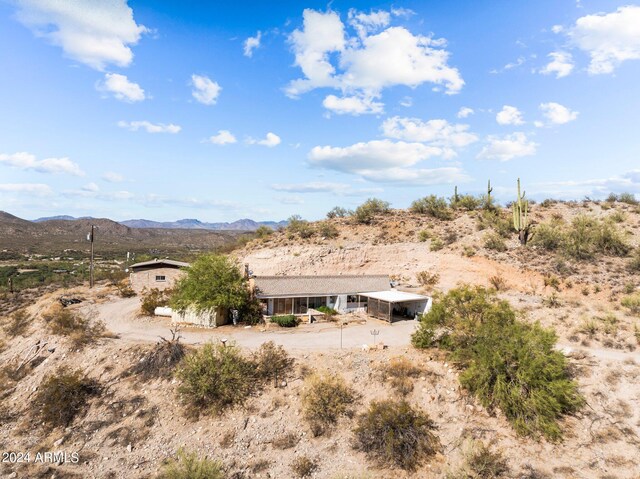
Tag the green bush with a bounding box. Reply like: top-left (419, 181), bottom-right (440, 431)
top-left (316, 305), bottom-right (338, 318)
top-left (410, 195), bottom-right (452, 220)
top-left (141, 288), bottom-right (172, 315)
top-left (252, 341), bottom-right (295, 381)
top-left (302, 372), bottom-right (356, 436)
top-left (317, 222), bottom-right (339, 239)
top-left (629, 249), bottom-right (640, 272)
top-left (44, 306), bottom-right (108, 348)
top-left (159, 449), bottom-right (225, 479)
top-left (418, 229), bottom-right (431, 242)
top-left (176, 343), bottom-right (256, 417)
top-left (255, 225), bottom-right (273, 239)
top-left (446, 441), bottom-right (509, 478)
top-left (617, 192), bottom-right (639, 205)
top-left (456, 194), bottom-right (481, 211)
top-left (563, 215), bottom-right (630, 260)
top-left (412, 286), bottom-right (584, 440)
top-left (477, 210), bottom-right (512, 238)
top-left (430, 238), bottom-right (444, 251)
top-left (31, 367), bottom-right (100, 429)
top-left (326, 206), bottom-right (351, 219)
top-left (532, 220), bottom-right (565, 251)
top-left (484, 233), bottom-right (507, 252)
top-left (380, 356), bottom-right (424, 395)
top-left (353, 399), bottom-right (439, 471)
top-left (354, 198), bottom-right (391, 224)
top-left (271, 315), bottom-right (300, 327)
top-left (621, 294), bottom-right (640, 315)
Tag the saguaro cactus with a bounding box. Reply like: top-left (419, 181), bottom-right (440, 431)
top-left (453, 185), bottom-right (459, 206)
top-left (512, 178), bottom-right (531, 245)
top-left (487, 180), bottom-right (493, 203)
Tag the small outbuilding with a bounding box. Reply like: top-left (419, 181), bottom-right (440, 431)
top-left (357, 290), bottom-right (432, 322)
top-left (129, 258), bottom-right (189, 293)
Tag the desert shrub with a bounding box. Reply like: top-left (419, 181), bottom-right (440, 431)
top-left (457, 194), bottom-right (481, 211)
top-left (4, 309), bottom-right (30, 337)
top-left (477, 211), bottom-right (512, 238)
top-left (412, 286), bottom-right (584, 440)
top-left (629, 249), bottom-right (640, 272)
top-left (316, 305), bottom-right (338, 320)
top-left (447, 441), bottom-right (509, 478)
top-left (618, 192), bottom-right (639, 205)
top-left (430, 238), bottom-right (444, 251)
top-left (31, 367), bottom-right (100, 429)
top-left (484, 233), bottom-right (507, 252)
top-left (410, 195), bottom-right (452, 220)
top-left (237, 296), bottom-right (264, 325)
top-left (159, 449), bottom-right (225, 479)
top-left (353, 399), bottom-right (439, 471)
top-left (301, 372), bottom-right (356, 436)
top-left (290, 456), bottom-right (318, 478)
top-left (563, 215), bottom-right (629, 260)
top-left (380, 356), bottom-right (423, 395)
top-left (621, 294), bottom-right (640, 315)
top-left (532, 221), bottom-right (565, 251)
top-left (271, 315), bottom-right (300, 327)
top-left (43, 306), bottom-right (107, 348)
top-left (175, 343), bottom-right (256, 416)
top-left (595, 221), bottom-right (631, 256)
top-left (418, 229), bottom-right (431, 242)
top-left (255, 225), bottom-right (273, 239)
top-left (252, 341), bottom-right (294, 381)
top-left (141, 288), bottom-right (172, 315)
top-left (327, 206), bottom-right (351, 219)
top-left (127, 330), bottom-right (186, 380)
top-left (543, 275), bottom-right (561, 290)
top-left (354, 198), bottom-right (391, 224)
top-left (272, 431), bottom-right (300, 450)
top-left (317, 222), bottom-right (339, 239)
top-left (416, 271), bottom-right (439, 288)
top-left (488, 275), bottom-right (507, 291)
top-left (606, 193), bottom-right (618, 203)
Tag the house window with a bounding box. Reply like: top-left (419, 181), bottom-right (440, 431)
top-left (155, 275), bottom-right (166, 282)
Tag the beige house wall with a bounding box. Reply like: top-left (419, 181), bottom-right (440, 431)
top-left (130, 267), bottom-right (185, 293)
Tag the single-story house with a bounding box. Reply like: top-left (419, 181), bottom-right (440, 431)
top-left (129, 258), bottom-right (189, 293)
top-left (252, 274), bottom-right (431, 322)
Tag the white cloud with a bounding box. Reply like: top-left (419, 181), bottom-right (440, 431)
top-left (118, 120), bottom-right (181, 133)
top-left (82, 182), bottom-right (100, 192)
top-left (539, 102), bottom-right (578, 125)
top-left (206, 130), bottom-right (237, 145)
top-left (97, 73), bottom-right (145, 102)
top-left (14, 0), bottom-right (147, 71)
top-left (540, 51), bottom-right (574, 78)
top-left (322, 94), bottom-right (383, 115)
top-left (0, 152), bottom-right (84, 176)
top-left (496, 105), bottom-right (524, 125)
top-left (535, 170), bottom-right (640, 198)
top-left (277, 196), bottom-right (304, 205)
top-left (381, 117), bottom-right (478, 153)
top-left (357, 167), bottom-right (469, 185)
top-left (551, 25), bottom-right (564, 34)
top-left (286, 9), bottom-right (464, 114)
top-left (400, 96), bottom-right (413, 107)
top-left (569, 5), bottom-right (640, 74)
top-left (244, 31), bottom-right (261, 57)
top-left (0, 183), bottom-right (52, 195)
top-left (457, 107), bottom-right (474, 118)
top-left (190, 74), bottom-right (221, 105)
top-left (477, 132), bottom-right (537, 161)
top-left (271, 182), bottom-right (384, 196)
top-left (102, 172), bottom-right (124, 183)
top-left (248, 132), bottom-right (281, 147)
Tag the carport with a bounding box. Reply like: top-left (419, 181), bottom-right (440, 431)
top-left (358, 291), bottom-right (432, 323)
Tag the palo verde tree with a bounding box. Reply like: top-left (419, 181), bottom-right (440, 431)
top-left (171, 254), bottom-right (250, 313)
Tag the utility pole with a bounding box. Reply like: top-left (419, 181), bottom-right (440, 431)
top-left (88, 225), bottom-right (95, 288)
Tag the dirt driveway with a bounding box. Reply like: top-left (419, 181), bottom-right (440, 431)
top-left (85, 296), bottom-right (420, 351)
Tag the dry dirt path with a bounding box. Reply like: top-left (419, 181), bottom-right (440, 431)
top-left (86, 297), bottom-right (640, 363)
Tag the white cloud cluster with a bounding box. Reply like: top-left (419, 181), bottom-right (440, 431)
top-left (102, 172), bottom-right (124, 183)
top-left (97, 73), bottom-right (146, 102)
top-left (0, 152), bottom-right (84, 176)
top-left (536, 170), bottom-right (640, 198)
top-left (14, 0), bottom-right (147, 71)
top-left (539, 102), bottom-right (578, 125)
top-left (540, 51), bottom-right (574, 78)
top-left (569, 5), bottom-right (640, 74)
top-left (118, 121), bottom-right (181, 133)
top-left (271, 182), bottom-right (383, 196)
top-left (381, 117), bottom-right (477, 154)
top-left (244, 31), bottom-right (261, 57)
top-left (496, 105), bottom-right (524, 125)
top-left (0, 183), bottom-right (52, 195)
top-left (287, 9), bottom-right (464, 115)
top-left (457, 107), bottom-right (474, 118)
top-left (206, 130), bottom-right (237, 145)
top-left (247, 132), bottom-right (281, 147)
top-left (191, 74), bottom-right (221, 105)
top-left (322, 94), bottom-right (383, 115)
top-left (477, 133), bottom-right (537, 161)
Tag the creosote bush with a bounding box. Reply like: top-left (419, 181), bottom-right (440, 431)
top-left (251, 341), bottom-right (295, 381)
top-left (141, 288), bottom-right (172, 316)
top-left (31, 367), bottom-right (100, 429)
top-left (176, 343), bottom-right (256, 417)
top-left (301, 372), bottom-right (356, 436)
top-left (326, 206), bottom-right (351, 219)
top-left (255, 225), bottom-right (273, 239)
top-left (271, 314), bottom-right (300, 327)
top-left (411, 195), bottom-right (453, 220)
top-left (317, 222), bottom-right (339, 239)
top-left (353, 399), bottom-right (439, 471)
top-left (43, 305), bottom-right (108, 348)
top-left (380, 356), bottom-right (424, 395)
top-left (412, 286), bottom-right (584, 440)
top-left (477, 210), bottom-right (512, 238)
top-left (484, 233), bottom-right (507, 252)
top-left (446, 441), bottom-right (509, 479)
top-left (159, 449), bottom-right (225, 479)
top-left (353, 198), bottom-right (391, 224)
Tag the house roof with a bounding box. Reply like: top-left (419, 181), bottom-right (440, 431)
top-left (358, 290), bottom-right (430, 303)
top-left (254, 275), bottom-right (390, 298)
top-left (130, 259), bottom-right (190, 270)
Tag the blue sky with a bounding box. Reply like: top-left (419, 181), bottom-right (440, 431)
top-left (0, 0), bottom-right (639, 222)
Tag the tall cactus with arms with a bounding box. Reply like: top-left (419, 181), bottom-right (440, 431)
top-left (513, 178), bottom-right (531, 245)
